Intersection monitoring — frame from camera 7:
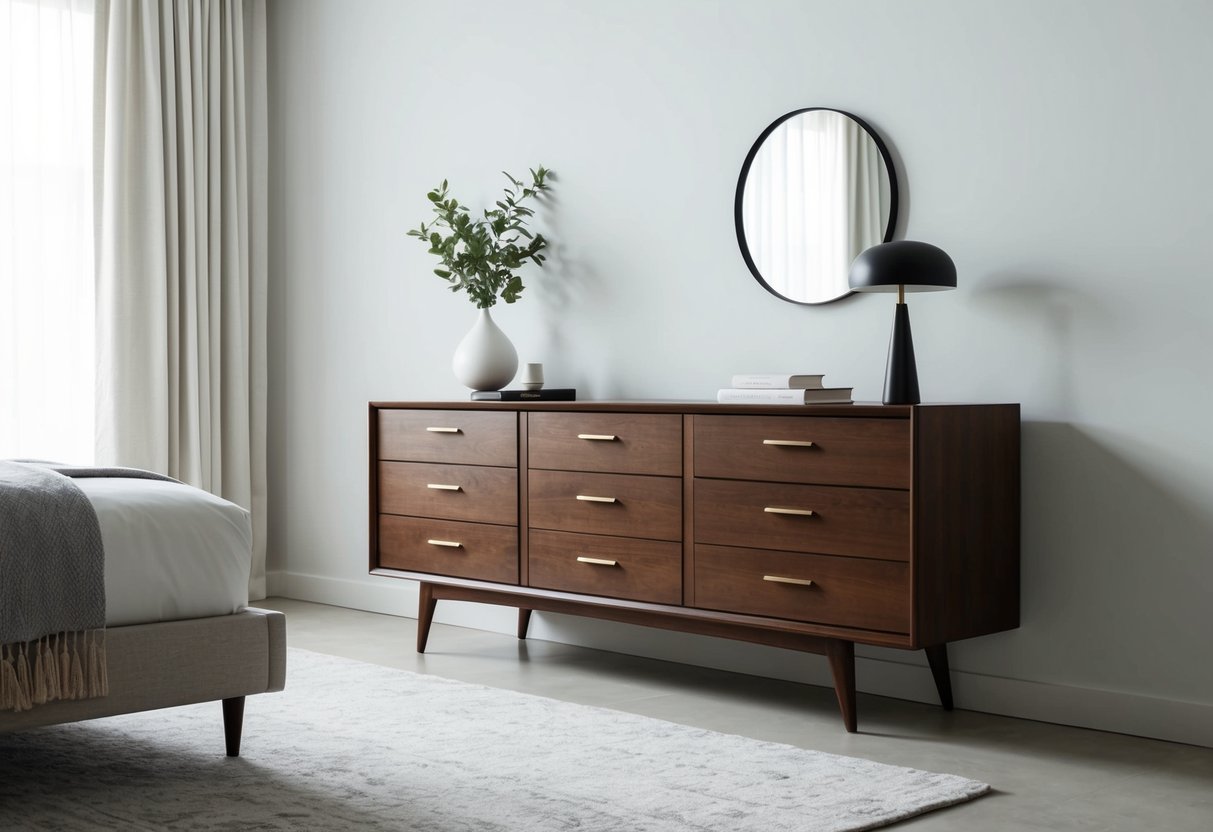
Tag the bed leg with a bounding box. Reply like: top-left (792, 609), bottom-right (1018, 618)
top-left (222, 696), bottom-right (246, 757)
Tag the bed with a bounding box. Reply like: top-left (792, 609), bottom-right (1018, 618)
top-left (0, 465), bottom-right (285, 756)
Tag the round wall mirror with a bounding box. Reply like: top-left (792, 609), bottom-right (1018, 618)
top-left (735, 108), bottom-right (898, 305)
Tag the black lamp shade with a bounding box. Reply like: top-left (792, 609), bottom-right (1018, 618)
top-left (848, 240), bottom-right (956, 406)
top-left (849, 240), bottom-right (956, 293)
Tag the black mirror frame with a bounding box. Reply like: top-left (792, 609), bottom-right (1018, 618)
top-left (734, 107), bottom-right (900, 306)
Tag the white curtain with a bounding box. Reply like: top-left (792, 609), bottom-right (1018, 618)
top-left (93, 0), bottom-right (268, 598)
top-left (844, 118), bottom-right (885, 264)
top-left (0, 0), bottom-right (96, 464)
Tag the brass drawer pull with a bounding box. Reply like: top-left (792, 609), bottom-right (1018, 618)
top-left (576, 494), bottom-right (618, 504)
top-left (763, 575), bottom-right (815, 587)
top-left (763, 506), bottom-right (815, 516)
top-left (577, 556), bottom-right (618, 567)
top-left (425, 426), bottom-right (462, 433)
top-left (577, 434), bottom-right (618, 441)
top-left (426, 539), bottom-right (463, 548)
top-left (762, 439), bottom-right (815, 447)
top-left (426, 483), bottom-right (463, 491)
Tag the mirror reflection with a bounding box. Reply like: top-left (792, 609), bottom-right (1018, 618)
top-left (735, 108), bottom-right (897, 305)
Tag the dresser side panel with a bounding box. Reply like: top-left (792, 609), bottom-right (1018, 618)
top-left (912, 404), bottom-right (1021, 646)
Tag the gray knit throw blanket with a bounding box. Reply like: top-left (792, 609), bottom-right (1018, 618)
top-left (0, 461), bottom-right (160, 711)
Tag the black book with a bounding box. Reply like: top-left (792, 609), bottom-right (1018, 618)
top-left (470, 388), bottom-right (576, 401)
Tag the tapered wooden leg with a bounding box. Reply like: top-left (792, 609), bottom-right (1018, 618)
top-left (825, 639), bottom-right (857, 733)
top-left (416, 582), bottom-right (438, 653)
top-left (222, 696), bottom-right (245, 757)
top-left (925, 643), bottom-right (954, 710)
top-left (517, 608), bottom-right (533, 640)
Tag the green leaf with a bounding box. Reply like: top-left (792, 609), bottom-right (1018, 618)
top-left (412, 166), bottom-right (554, 304)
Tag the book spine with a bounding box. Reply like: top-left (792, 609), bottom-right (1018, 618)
top-left (729, 374), bottom-right (822, 389)
top-left (470, 389), bottom-right (576, 401)
top-left (717, 388), bottom-right (804, 404)
top-left (511, 390), bottom-right (575, 401)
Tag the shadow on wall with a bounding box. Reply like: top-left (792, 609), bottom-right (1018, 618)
top-left (530, 188), bottom-right (625, 399)
top-left (1006, 419), bottom-right (1213, 697)
top-left (966, 274), bottom-right (1116, 417)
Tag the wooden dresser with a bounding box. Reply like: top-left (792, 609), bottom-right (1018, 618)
top-left (370, 401), bottom-right (1020, 731)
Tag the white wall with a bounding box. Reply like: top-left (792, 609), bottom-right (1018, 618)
top-left (267, 0), bottom-right (1213, 745)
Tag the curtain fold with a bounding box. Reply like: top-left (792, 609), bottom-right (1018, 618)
top-left (844, 117), bottom-right (886, 266)
top-left (93, 0), bottom-right (267, 599)
top-left (0, 0), bottom-right (96, 463)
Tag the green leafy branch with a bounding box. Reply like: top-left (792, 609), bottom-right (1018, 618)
top-left (407, 166), bottom-right (553, 309)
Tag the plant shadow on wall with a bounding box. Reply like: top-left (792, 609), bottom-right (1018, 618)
top-left (523, 188), bottom-right (609, 396)
top-left (408, 167), bottom-right (554, 392)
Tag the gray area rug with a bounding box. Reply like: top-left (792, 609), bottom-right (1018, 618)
top-left (0, 648), bottom-right (988, 830)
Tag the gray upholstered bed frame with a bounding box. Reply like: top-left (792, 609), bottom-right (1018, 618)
top-left (0, 607), bottom-right (286, 756)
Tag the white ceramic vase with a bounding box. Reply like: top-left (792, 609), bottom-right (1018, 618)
top-left (452, 308), bottom-right (518, 391)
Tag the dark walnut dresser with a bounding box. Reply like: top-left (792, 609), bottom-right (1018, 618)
top-left (369, 401), bottom-right (1020, 731)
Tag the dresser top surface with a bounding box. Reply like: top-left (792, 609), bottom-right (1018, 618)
top-left (370, 401), bottom-right (1018, 419)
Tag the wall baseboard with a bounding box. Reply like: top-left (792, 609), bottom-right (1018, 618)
top-left (267, 570), bottom-right (1213, 748)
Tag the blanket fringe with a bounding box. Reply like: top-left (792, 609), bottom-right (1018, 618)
top-left (1, 630), bottom-right (107, 713)
top-left (43, 636), bottom-right (61, 703)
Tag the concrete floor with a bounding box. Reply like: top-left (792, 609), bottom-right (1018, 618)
top-left (260, 598), bottom-right (1213, 831)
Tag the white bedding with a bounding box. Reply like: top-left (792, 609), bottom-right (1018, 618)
top-left (74, 477), bottom-right (252, 627)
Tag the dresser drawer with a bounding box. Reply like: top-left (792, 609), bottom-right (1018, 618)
top-left (695, 545), bottom-right (909, 633)
top-left (378, 409), bottom-right (517, 467)
top-left (695, 479), bottom-right (908, 561)
top-left (378, 515), bottom-right (518, 584)
top-left (529, 530), bottom-right (681, 605)
top-left (694, 415), bottom-right (909, 489)
top-left (378, 461), bottom-right (517, 525)
top-left (528, 412), bottom-right (681, 476)
top-left (529, 470), bottom-right (681, 541)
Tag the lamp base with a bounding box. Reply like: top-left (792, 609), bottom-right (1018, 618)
top-left (884, 302), bottom-right (920, 405)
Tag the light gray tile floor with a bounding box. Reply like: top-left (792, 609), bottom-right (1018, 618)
top-left (259, 598), bottom-right (1213, 831)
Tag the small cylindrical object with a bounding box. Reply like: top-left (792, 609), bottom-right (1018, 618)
top-left (520, 363), bottom-right (544, 391)
top-left (576, 556), bottom-right (618, 567)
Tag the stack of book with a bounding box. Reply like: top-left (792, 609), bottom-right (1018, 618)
top-left (717, 374), bottom-right (853, 405)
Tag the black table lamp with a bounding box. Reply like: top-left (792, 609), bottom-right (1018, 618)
top-left (848, 241), bottom-right (956, 405)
